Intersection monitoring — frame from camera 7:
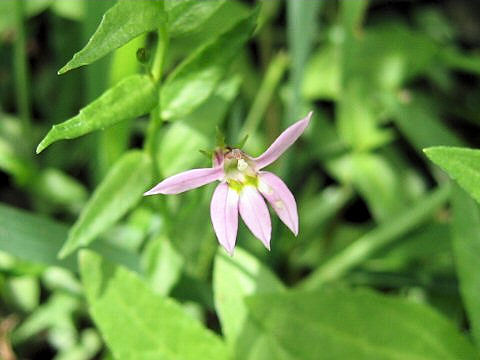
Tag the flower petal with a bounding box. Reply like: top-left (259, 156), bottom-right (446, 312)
top-left (258, 171), bottom-right (298, 236)
top-left (210, 183), bottom-right (239, 255)
top-left (254, 111), bottom-right (312, 170)
top-left (239, 186), bottom-right (271, 249)
top-left (144, 167), bottom-right (223, 195)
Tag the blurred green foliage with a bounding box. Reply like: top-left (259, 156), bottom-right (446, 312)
top-left (1, 0), bottom-right (480, 359)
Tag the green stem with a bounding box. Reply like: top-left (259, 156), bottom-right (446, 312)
top-left (145, 23), bottom-right (169, 172)
top-left (298, 184), bottom-right (451, 290)
top-left (13, 0), bottom-right (31, 146)
top-left (240, 52), bottom-right (289, 138)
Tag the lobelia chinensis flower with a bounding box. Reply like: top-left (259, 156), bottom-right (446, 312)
top-left (144, 111), bottom-right (313, 255)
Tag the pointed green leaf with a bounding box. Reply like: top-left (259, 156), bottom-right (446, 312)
top-left (36, 74), bottom-right (157, 153)
top-left (424, 146), bottom-right (480, 203)
top-left (213, 249), bottom-right (285, 358)
top-left (0, 203), bottom-right (140, 272)
top-left (58, 0), bottom-right (165, 74)
top-left (161, 10), bottom-right (257, 120)
top-left (246, 288), bottom-right (478, 360)
top-left (79, 250), bottom-right (230, 360)
top-left (451, 185), bottom-right (480, 347)
top-left (166, 0), bottom-right (225, 37)
top-left (59, 151), bottom-right (152, 258)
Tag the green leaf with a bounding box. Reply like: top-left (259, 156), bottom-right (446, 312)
top-left (213, 248), bottom-right (284, 355)
top-left (451, 185), bottom-right (480, 347)
top-left (142, 236), bottom-right (184, 296)
top-left (166, 0), bottom-right (225, 37)
top-left (158, 76), bottom-right (241, 176)
top-left (79, 250), bottom-right (230, 360)
top-left (245, 288), bottom-right (478, 360)
top-left (36, 74), bottom-right (157, 153)
top-left (58, 0), bottom-right (165, 74)
top-left (337, 81), bottom-right (394, 151)
top-left (424, 146), bottom-right (480, 203)
top-left (0, 203), bottom-right (140, 272)
top-left (59, 151), bottom-right (152, 258)
top-left (303, 44), bottom-right (340, 100)
top-left (160, 10), bottom-right (257, 120)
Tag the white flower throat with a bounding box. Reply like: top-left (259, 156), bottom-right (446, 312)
top-left (223, 149), bottom-right (257, 186)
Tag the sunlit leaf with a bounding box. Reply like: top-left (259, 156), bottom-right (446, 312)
top-left (451, 185), bottom-right (480, 347)
top-left (424, 146), bottom-right (480, 203)
top-left (58, 0), bottom-right (165, 74)
top-left (166, 0), bottom-right (225, 37)
top-left (213, 248), bottom-right (284, 358)
top-left (245, 287), bottom-right (478, 360)
top-left (59, 151), bottom-right (152, 258)
top-left (80, 250), bottom-right (231, 360)
top-left (160, 10), bottom-right (257, 120)
top-left (36, 74), bottom-right (157, 153)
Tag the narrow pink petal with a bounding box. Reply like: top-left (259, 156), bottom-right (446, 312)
top-left (210, 183), bottom-right (239, 255)
top-left (258, 171), bottom-right (298, 236)
top-left (144, 167), bottom-right (223, 195)
top-left (239, 186), bottom-right (271, 250)
top-left (254, 111), bottom-right (313, 170)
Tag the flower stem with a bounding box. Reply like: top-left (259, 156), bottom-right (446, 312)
top-left (13, 0), bottom-right (32, 147)
top-left (298, 184), bottom-right (451, 290)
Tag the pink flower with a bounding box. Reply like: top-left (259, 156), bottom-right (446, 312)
top-left (144, 112), bottom-right (313, 255)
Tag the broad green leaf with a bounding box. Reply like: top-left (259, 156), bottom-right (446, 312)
top-left (58, 0), bottom-right (165, 74)
top-left (451, 185), bottom-right (480, 347)
top-left (166, 0), bottom-right (225, 37)
top-left (79, 250), bottom-right (230, 360)
top-left (161, 10), bottom-right (257, 120)
top-left (59, 151), bottom-right (152, 258)
top-left (424, 146), bottom-right (480, 203)
top-left (213, 248), bottom-right (284, 356)
top-left (98, 34), bottom-right (146, 177)
top-left (245, 288), bottom-right (478, 360)
top-left (36, 74), bottom-right (157, 153)
top-left (0, 203), bottom-right (140, 272)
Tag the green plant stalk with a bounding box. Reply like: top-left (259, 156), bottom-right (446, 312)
top-left (240, 51), bottom-right (289, 138)
top-left (13, 0), bottom-right (32, 146)
top-left (298, 184), bottom-right (451, 290)
top-left (145, 23), bottom-right (169, 174)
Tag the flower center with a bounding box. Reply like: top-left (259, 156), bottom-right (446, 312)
top-left (223, 148), bottom-right (257, 189)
